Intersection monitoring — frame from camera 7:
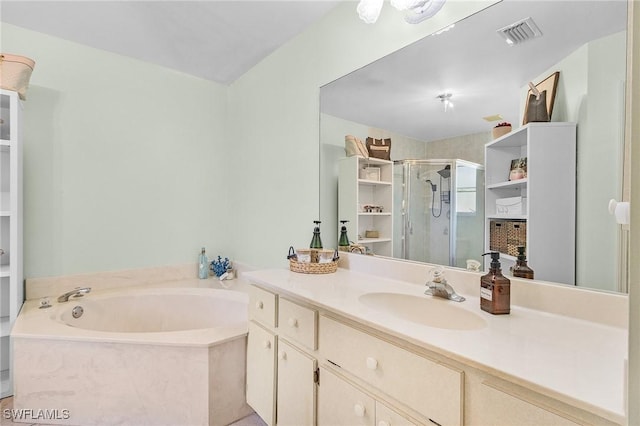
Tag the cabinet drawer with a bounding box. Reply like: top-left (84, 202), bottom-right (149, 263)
top-left (249, 285), bottom-right (277, 328)
top-left (278, 298), bottom-right (317, 350)
top-left (319, 316), bottom-right (463, 426)
top-left (318, 367), bottom-right (375, 426)
top-left (475, 382), bottom-right (580, 426)
top-left (376, 401), bottom-right (417, 426)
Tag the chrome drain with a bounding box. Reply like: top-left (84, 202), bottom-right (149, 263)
top-left (71, 305), bottom-right (84, 319)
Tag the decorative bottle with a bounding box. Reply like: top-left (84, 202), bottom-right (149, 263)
top-left (480, 252), bottom-right (510, 315)
top-left (338, 220), bottom-right (350, 251)
top-left (512, 246), bottom-right (534, 279)
top-left (310, 221), bottom-right (323, 249)
top-left (198, 247), bottom-right (209, 279)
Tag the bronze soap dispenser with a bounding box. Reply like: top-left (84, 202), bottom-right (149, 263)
top-left (480, 252), bottom-right (511, 315)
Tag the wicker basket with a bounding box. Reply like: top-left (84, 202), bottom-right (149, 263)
top-left (287, 246), bottom-right (339, 274)
top-left (289, 258), bottom-right (338, 274)
top-left (506, 220), bottom-right (527, 256)
top-left (489, 220), bottom-right (507, 254)
top-left (0, 54), bottom-right (35, 100)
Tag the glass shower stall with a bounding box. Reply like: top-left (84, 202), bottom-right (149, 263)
top-left (393, 159), bottom-right (484, 269)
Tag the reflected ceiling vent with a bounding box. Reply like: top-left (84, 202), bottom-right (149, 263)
top-left (497, 17), bottom-right (542, 46)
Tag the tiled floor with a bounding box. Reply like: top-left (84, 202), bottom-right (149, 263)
top-left (0, 396), bottom-right (266, 426)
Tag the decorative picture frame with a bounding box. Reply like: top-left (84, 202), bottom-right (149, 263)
top-left (509, 157), bottom-right (527, 181)
top-left (522, 71), bottom-right (560, 125)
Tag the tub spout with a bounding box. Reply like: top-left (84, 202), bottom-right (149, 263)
top-left (57, 287), bottom-right (92, 303)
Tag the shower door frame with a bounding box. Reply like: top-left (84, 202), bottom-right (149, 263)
top-left (398, 159), bottom-right (483, 267)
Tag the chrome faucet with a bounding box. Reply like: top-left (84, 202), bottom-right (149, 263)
top-left (57, 287), bottom-right (91, 303)
top-left (425, 268), bottom-right (465, 302)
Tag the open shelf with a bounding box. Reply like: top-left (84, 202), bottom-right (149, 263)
top-left (0, 265), bottom-right (9, 278)
top-left (0, 317), bottom-right (10, 337)
top-left (487, 178), bottom-right (527, 190)
top-left (1, 369), bottom-right (10, 398)
top-left (358, 237), bottom-right (392, 244)
top-left (358, 179), bottom-right (392, 186)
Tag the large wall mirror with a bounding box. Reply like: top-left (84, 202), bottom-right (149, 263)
top-left (320, 0), bottom-right (628, 293)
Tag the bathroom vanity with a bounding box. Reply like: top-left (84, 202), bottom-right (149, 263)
top-left (245, 256), bottom-right (627, 426)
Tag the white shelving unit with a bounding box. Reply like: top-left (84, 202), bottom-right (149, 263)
top-left (484, 122), bottom-right (576, 285)
top-left (0, 89), bottom-right (24, 398)
top-left (339, 156), bottom-right (393, 257)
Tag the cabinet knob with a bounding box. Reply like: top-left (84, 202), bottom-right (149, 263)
top-left (378, 421), bottom-right (391, 426)
top-left (354, 403), bottom-right (366, 417)
top-left (288, 317), bottom-right (298, 328)
top-left (366, 357), bottom-right (378, 370)
top-left (278, 351), bottom-right (287, 360)
top-left (262, 340), bottom-right (271, 349)
top-left (255, 301), bottom-right (264, 309)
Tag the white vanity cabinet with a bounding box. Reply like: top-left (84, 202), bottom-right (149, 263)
top-left (277, 339), bottom-right (317, 425)
top-left (318, 367), bottom-right (376, 426)
top-left (0, 89), bottom-right (24, 398)
top-left (339, 156), bottom-right (394, 257)
top-left (246, 321), bottom-right (277, 425)
top-left (246, 285), bottom-right (319, 426)
top-left (319, 315), bottom-right (462, 426)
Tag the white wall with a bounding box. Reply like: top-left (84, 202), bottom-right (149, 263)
top-left (228, 1), bottom-right (497, 269)
top-left (1, 23), bottom-right (229, 278)
top-left (521, 31), bottom-right (626, 291)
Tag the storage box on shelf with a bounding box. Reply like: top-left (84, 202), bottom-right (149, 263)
top-left (484, 122), bottom-right (575, 284)
top-left (0, 89), bottom-right (23, 398)
top-left (339, 156), bottom-right (393, 257)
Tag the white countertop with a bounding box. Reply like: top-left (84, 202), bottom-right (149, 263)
top-left (245, 268), bottom-right (627, 422)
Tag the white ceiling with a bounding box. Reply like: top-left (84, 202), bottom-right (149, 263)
top-left (0, 1), bottom-right (628, 142)
top-left (0, 1), bottom-right (339, 85)
top-left (321, 0), bottom-right (628, 142)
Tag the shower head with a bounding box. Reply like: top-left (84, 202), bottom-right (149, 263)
top-left (437, 165), bottom-right (451, 179)
top-left (423, 179), bottom-right (437, 192)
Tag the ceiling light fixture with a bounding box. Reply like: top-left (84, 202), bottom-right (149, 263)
top-left (437, 93), bottom-right (453, 112)
top-left (357, 0), bottom-right (447, 24)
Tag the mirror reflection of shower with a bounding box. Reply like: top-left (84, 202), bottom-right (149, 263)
top-left (419, 165), bottom-right (451, 218)
top-left (394, 160), bottom-right (484, 269)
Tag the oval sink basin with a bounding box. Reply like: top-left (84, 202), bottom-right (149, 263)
top-left (358, 292), bottom-right (487, 330)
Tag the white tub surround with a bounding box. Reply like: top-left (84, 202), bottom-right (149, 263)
top-left (24, 261), bottom-right (255, 301)
top-left (12, 286), bottom-right (252, 425)
top-left (245, 257), bottom-right (627, 425)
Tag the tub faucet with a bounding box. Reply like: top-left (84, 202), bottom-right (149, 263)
top-left (57, 287), bottom-right (92, 303)
top-left (425, 268), bottom-right (465, 302)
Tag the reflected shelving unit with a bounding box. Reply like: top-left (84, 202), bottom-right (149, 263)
top-left (339, 156), bottom-right (393, 257)
top-left (0, 89), bottom-right (24, 398)
top-left (484, 122), bottom-right (576, 285)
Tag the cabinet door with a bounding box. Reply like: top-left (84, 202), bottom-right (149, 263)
top-left (276, 339), bottom-right (317, 426)
top-left (246, 321), bottom-right (277, 426)
top-left (318, 367), bottom-right (375, 426)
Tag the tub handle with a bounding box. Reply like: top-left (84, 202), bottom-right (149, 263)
top-left (287, 318), bottom-right (298, 328)
top-left (262, 340), bottom-right (271, 350)
top-left (255, 301), bottom-right (264, 310)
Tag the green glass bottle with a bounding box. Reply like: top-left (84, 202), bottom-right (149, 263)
top-left (338, 220), bottom-right (350, 251)
top-left (310, 220), bottom-right (323, 249)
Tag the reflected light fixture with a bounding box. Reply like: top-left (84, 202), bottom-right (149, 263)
top-left (437, 93), bottom-right (453, 112)
top-left (358, 0), bottom-right (447, 24)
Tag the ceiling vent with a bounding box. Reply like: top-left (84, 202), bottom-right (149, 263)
top-left (497, 17), bottom-right (542, 46)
